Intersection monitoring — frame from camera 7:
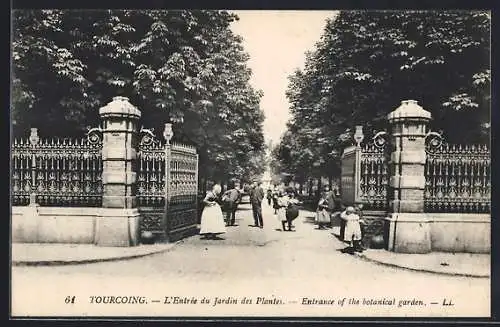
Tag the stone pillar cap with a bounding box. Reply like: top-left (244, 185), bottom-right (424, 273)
top-left (387, 100), bottom-right (431, 122)
top-left (99, 96), bottom-right (141, 119)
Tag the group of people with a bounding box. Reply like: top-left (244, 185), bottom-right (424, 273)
top-left (199, 181), bottom-right (242, 240)
top-left (199, 181), bottom-right (366, 254)
top-left (250, 182), bottom-right (302, 231)
top-left (315, 186), bottom-right (365, 254)
top-left (199, 181), bottom-right (303, 239)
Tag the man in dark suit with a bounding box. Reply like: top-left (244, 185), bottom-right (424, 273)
top-left (250, 181), bottom-right (265, 228)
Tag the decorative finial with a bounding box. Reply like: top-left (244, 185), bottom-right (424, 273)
top-left (353, 125), bottom-right (364, 147)
top-left (163, 123), bottom-right (174, 145)
top-left (29, 128), bottom-right (39, 145)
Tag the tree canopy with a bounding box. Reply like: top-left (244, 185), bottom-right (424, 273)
top-left (275, 10), bottom-right (490, 180)
top-left (11, 9), bottom-right (266, 183)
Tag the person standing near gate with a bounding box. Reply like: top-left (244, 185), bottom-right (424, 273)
top-left (250, 181), bottom-right (265, 228)
top-left (221, 180), bottom-right (241, 226)
top-left (324, 186), bottom-right (344, 231)
top-left (200, 184), bottom-right (226, 239)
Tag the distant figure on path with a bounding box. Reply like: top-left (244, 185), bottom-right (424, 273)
top-left (272, 187), bottom-right (280, 215)
top-left (221, 180), bottom-right (241, 226)
top-left (266, 188), bottom-right (273, 206)
top-left (200, 184), bottom-right (226, 239)
top-left (250, 181), bottom-right (265, 228)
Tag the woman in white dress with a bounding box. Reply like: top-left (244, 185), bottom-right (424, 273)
top-left (200, 184), bottom-right (226, 239)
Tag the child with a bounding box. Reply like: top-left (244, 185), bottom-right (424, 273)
top-left (340, 206), bottom-right (363, 254)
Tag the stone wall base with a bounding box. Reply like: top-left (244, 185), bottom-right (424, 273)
top-left (94, 208), bottom-right (140, 247)
top-left (12, 206), bottom-right (99, 244)
top-left (385, 213), bottom-right (432, 253)
top-left (12, 206), bottom-right (141, 247)
top-left (385, 213), bottom-right (490, 254)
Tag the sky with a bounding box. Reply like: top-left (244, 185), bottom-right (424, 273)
top-left (230, 10), bottom-right (338, 145)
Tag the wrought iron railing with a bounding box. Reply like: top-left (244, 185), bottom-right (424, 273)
top-left (170, 143), bottom-right (198, 211)
top-left (136, 136), bottom-right (198, 210)
top-left (424, 143), bottom-right (490, 213)
top-left (136, 132), bottom-right (165, 207)
top-left (359, 142), bottom-right (388, 210)
top-left (136, 133), bottom-right (199, 235)
top-left (11, 128), bottom-right (103, 206)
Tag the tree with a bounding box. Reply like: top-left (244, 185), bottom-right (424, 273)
top-left (276, 10), bottom-right (490, 180)
top-left (11, 9), bottom-right (267, 183)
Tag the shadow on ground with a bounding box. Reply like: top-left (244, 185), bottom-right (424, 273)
top-left (303, 215), bottom-right (316, 224)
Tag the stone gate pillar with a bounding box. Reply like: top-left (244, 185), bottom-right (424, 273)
top-left (385, 100), bottom-right (432, 253)
top-left (95, 96), bottom-right (141, 247)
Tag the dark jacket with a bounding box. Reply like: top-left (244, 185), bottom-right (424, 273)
top-left (250, 186), bottom-right (265, 205)
top-left (223, 188), bottom-right (241, 204)
top-left (324, 191), bottom-right (343, 212)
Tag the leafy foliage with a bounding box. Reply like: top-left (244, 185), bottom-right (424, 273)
top-left (275, 10), bottom-right (490, 180)
top-left (11, 9), bottom-right (266, 183)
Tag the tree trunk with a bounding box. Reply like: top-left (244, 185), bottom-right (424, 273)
top-left (317, 177), bottom-right (322, 201)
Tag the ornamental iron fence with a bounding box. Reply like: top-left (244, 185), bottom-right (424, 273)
top-left (341, 126), bottom-right (490, 214)
top-left (135, 129), bottom-right (199, 238)
top-left (359, 142), bottom-right (389, 210)
top-left (11, 125), bottom-right (200, 239)
top-left (11, 128), bottom-right (103, 207)
top-left (136, 131), bottom-right (165, 207)
top-left (424, 140), bottom-right (490, 213)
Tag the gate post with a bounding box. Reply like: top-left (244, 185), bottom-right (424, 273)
top-left (95, 96), bottom-right (141, 247)
top-left (385, 100), bottom-right (432, 253)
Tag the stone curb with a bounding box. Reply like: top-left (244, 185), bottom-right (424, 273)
top-left (356, 252), bottom-right (490, 279)
top-left (12, 244), bottom-right (176, 267)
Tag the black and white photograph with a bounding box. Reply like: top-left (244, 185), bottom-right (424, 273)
top-left (10, 9), bottom-right (491, 318)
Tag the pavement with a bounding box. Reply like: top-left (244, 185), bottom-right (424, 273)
top-left (329, 226), bottom-right (490, 278)
top-left (11, 207), bottom-right (490, 278)
top-left (359, 248), bottom-right (490, 278)
top-left (11, 243), bottom-right (175, 266)
top-left (12, 202), bottom-right (490, 317)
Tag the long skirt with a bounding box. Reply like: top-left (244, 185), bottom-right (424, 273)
top-left (315, 209), bottom-right (330, 224)
top-left (200, 204), bottom-right (226, 235)
top-left (277, 207), bottom-right (287, 222)
top-left (278, 206), bottom-right (299, 222)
